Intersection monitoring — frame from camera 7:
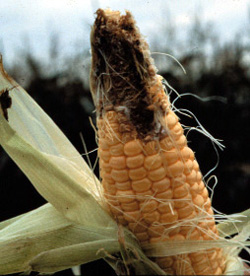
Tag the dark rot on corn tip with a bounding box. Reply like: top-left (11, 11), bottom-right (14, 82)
top-left (90, 9), bottom-right (168, 140)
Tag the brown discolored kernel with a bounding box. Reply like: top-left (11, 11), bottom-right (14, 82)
top-left (116, 190), bottom-right (135, 203)
top-left (132, 178), bottom-right (152, 192)
top-left (126, 154), bottom-right (144, 168)
top-left (152, 177), bottom-right (171, 193)
top-left (124, 139), bottom-right (142, 156)
top-left (143, 210), bottom-right (160, 224)
top-left (121, 201), bottom-right (139, 212)
top-left (135, 231), bottom-right (149, 242)
top-left (167, 160), bottom-right (185, 177)
top-left (115, 181), bottom-right (131, 191)
top-left (148, 166), bottom-right (166, 181)
top-left (109, 156), bottom-right (126, 169)
top-left (99, 149), bottom-right (111, 162)
top-left (111, 169), bottom-right (129, 182)
top-left (160, 210), bottom-right (178, 224)
top-left (144, 154), bottom-right (162, 170)
top-left (128, 222), bottom-right (147, 233)
top-left (109, 143), bottom-right (124, 156)
top-left (140, 200), bottom-right (158, 212)
top-left (129, 166), bottom-right (147, 180)
top-left (116, 215), bottom-right (128, 225)
top-left (109, 205), bottom-right (122, 216)
top-left (124, 210), bottom-right (141, 222)
top-left (173, 183), bottom-right (189, 199)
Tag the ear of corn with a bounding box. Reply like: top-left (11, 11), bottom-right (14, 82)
top-left (91, 9), bottom-right (226, 275)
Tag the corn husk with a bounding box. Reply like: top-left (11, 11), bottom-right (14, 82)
top-left (0, 49), bottom-right (249, 276)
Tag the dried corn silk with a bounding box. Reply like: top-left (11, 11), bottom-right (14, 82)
top-left (90, 9), bottom-right (225, 275)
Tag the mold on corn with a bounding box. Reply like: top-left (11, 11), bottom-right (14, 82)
top-left (90, 9), bottom-right (226, 275)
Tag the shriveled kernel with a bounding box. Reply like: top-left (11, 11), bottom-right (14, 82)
top-left (116, 215), bottom-right (128, 225)
top-left (173, 184), bottom-right (189, 199)
top-left (132, 178), bottom-right (151, 192)
top-left (152, 178), bottom-right (171, 193)
top-left (144, 154), bottom-right (162, 170)
top-left (144, 140), bottom-right (159, 155)
top-left (167, 160), bottom-right (184, 177)
top-left (124, 140), bottom-right (142, 156)
top-left (106, 133), bottom-right (121, 146)
top-left (160, 210), bottom-right (178, 224)
top-left (99, 149), bottom-right (110, 162)
top-left (143, 210), bottom-right (160, 224)
top-left (160, 136), bottom-right (174, 151)
top-left (126, 154), bottom-right (144, 168)
top-left (171, 122), bottom-right (183, 139)
top-left (148, 166), bottom-right (166, 181)
top-left (116, 190), bottom-right (135, 203)
top-left (111, 169), bottom-right (129, 182)
top-left (140, 200), bottom-right (158, 212)
top-left (121, 201), bottom-right (139, 212)
top-left (129, 167), bottom-right (147, 180)
top-left (110, 156), bottom-right (126, 169)
top-left (109, 205), bottom-right (122, 216)
top-left (99, 139), bottom-right (110, 150)
top-left (110, 143), bottom-right (124, 156)
top-left (115, 181), bottom-right (131, 191)
top-left (162, 149), bottom-right (179, 165)
top-left (105, 110), bottom-right (118, 123)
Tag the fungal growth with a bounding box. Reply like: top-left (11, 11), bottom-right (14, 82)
top-left (90, 9), bottom-right (226, 275)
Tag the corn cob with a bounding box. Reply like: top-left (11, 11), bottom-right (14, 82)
top-left (90, 9), bottom-right (226, 275)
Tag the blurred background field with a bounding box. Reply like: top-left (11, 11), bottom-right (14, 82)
top-left (0, 1), bottom-right (250, 275)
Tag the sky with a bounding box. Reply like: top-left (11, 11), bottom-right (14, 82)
top-left (0, 0), bottom-right (250, 65)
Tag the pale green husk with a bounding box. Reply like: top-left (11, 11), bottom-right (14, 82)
top-left (0, 57), bottom-right (249, 275)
